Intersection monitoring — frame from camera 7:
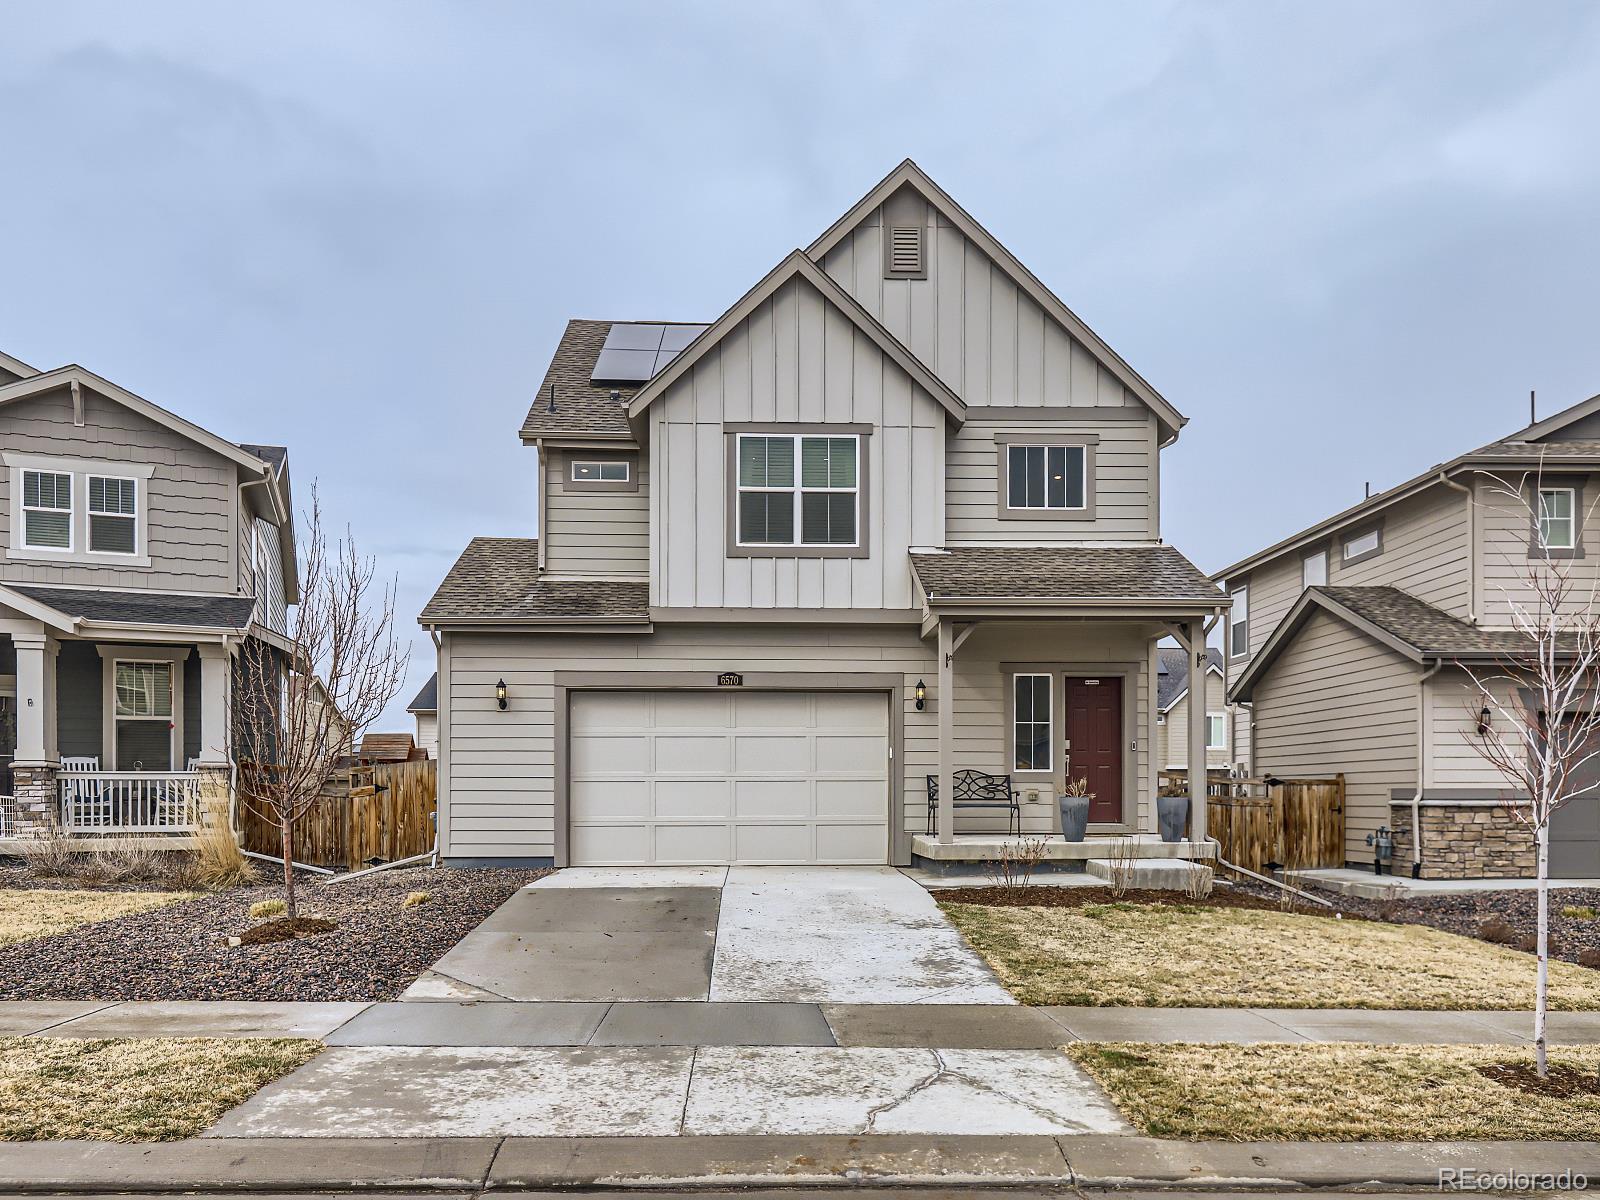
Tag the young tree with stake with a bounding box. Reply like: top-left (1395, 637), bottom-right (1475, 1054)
top-left (233, 490), bottom-right (408, 917)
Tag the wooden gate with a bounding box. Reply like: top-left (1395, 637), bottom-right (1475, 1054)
top-left (1196, 774), bottom-right (1346, 873)
top-left (239, 760), bottom-right (437, 872)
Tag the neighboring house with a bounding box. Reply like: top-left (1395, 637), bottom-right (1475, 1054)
top-left (1217, 395), bottom-right (1600, 880)
top-left (0, 350), bottom-right (295, 841)
top-left (1155, 647), bottom-right (1235, 772)
top-left (421, 160), bottom-right (1225, 869)
top-left (304, 675), bottom-right (355, 760)
top-left (408, 673), bottom-right (437, 757)
top-left (357, 732), bottom-right (426, 764)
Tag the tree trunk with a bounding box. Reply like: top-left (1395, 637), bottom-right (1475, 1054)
top-left (279, 810), bottom-right (298, 919)
top-left (1535, 821), bottom-right (1550, 1079)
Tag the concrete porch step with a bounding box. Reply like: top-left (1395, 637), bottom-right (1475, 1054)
top-left (1084, 857), bottom-right (1211, 890)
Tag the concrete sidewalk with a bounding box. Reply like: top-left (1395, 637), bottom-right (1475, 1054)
top-left (0, 1133), bottom-right (1593, 1192)
top-left (5, 999), bottom-right (1595, 1046)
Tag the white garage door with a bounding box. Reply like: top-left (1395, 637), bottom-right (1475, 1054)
top-left (567, 690), bottom-right (889, 865)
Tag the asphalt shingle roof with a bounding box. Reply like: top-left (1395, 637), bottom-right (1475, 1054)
top-left (1317, 586), bottom-right (1536, 657)
top-left (407, 673), bottom-right (438, 713)
top-left (1156, 645), bottom-right (1224, 710)
top-left (519, 319), bottom-right (706, 442)
top-left (910, 545), bottom-right (1224, 604)
top-left (421, 537), bottom-right (649, 623)
top-left (239, 443), bottom-right (288, 470)
top-left (1469, 438), bottom-right (1600, 460)
top-left (11, 586), bottom-right (257, 629)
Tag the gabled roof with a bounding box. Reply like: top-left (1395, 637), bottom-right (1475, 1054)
top-left (358, 732), bottom-right (419, 763)
top-left (520, 319), bottom-right (675, 444)
top-left (420, 537), bottom-right (649, 626)
top-left (624, 250), bottom-right (966, 428)
top-left (408, 673), bottom-right (438, 713)
top-left (1229, 585), bottom-right (1540, 702)
top-left (1156, 645), bottom-right (1225, 712)
top-left (1214, 391), bottom-right (1600, 583)
top-left (0, 349), bottom-right (39, 378)
top-left (806, 159), bottom-right (1186, 441)
top-left (909, 544), bottom-right (1224, 608)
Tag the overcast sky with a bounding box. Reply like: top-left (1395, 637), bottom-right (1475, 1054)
top-left (4, 1), bottom-right (1598, 729)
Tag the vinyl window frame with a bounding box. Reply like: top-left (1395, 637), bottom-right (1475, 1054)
top-left (1533, 483), bottom-right (1582, 558)
top-left (1205, 711), bottom-right (1227, 751)
top-left (992, 431), bottom-right (1098, 522)
top-left (1011, 672), bottom-right (1053, 774)
top-left (1301, 547), bottom-right (1328, 589)
top-left (19, 468), bottom-right (73, 553)
top-left (571, 460), bottom-right (630, 483)
top-left (3, 453), bottom-right (155, 567)
top-left (723, 423), bottom-right (871, 560)
top-left (1228, 584), bottom-right (1249, 660)
top-left (87, 474), bottom-right (139, 556)
top-left (1341, 524), bottom-right (1384, 566)
top-left (97, 645), bottom-right (189, 774)
top-left (555, 451), bottom-right (640, 494)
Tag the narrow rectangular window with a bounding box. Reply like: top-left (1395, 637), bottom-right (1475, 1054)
top-left (571, 460), bottom-right (630, 483)
top-left (1302, 549), bottom-right (1327, 588)
top-left (1229, 586), bottom-right (1249, 658)
top-left (1206, 713), bottom-right (1226, 750)
top-left (1005, 444), bottom-right (1086, 510)
top-left (736, 433), bottom-right (858, 547)
top-left (1538, 487), bottom-right (1575, 550)
top-left (21, 469), bottom-right (72, 550)
top-left (114, 660), bottom-right (174, 772)
top-left (1012, 673), bottom-right (1052, 772)
top-left (1343, 528), bottom-right (1381, 563)
top-left (88, 475), bottom-right (137, 554)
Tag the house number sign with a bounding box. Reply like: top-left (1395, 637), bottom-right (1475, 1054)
top-left (716, 672), bottom-right (744, 687)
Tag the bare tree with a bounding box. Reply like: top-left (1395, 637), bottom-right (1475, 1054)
top-left (234, 489), bottom-right (408, 917)
top-left (1458, 465), bottom-right (1600, 1078)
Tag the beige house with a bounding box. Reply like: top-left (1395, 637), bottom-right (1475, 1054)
top-left (421, 161), bottom-right (1226, 869)
top-left (1217, 396), bottom-right (1600, 880)
top-left (1155, 647), bottom-right (1237, 772)
top-left (408, 673), bottom-right (437, 758)
top-left (0, 350), bottom-right (295, 842)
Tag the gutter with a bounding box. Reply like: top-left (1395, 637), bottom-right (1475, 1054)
top-left (1438, 470), bottom-right (1477, 623)
top-left (1411, 659), bottom-right (1445, 877)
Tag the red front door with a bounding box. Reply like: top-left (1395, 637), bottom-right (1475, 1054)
top-left (1064, 676), bottom-right (1123, 824)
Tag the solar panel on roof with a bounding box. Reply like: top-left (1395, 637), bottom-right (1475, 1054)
top-left (603, 323), bottom-right (667, 352)
top-left (659, 324), bottom-right (707, 352)
top-left (591, 322), bottom-right (712, 384)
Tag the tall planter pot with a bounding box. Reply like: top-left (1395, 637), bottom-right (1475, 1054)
top-left (1156, 794), bottom-right (1189, 843)
top-left (1058, 793), bottom-right (1090, 842)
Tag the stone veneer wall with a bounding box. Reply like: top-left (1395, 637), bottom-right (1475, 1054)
top-left (8, 765), bottom-right (57, 836)
top-left (1389, 801), bottom-right (1535, 879)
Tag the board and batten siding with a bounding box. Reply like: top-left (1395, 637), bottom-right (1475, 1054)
top-left (649, 274), bottom-right (944, 610)
top-left (0, 386), bottom-right (237, 593)
top-left (818, 197), bottom-right (1143, 411)
top-left (439, 621), bottom-right (1154, 861)
top-left (543, 449), bottom-right (649, 576)
top-left (1250, 609), bottom-right (1419, 864)
top-left (946, 411), bottom-right (1157, 542)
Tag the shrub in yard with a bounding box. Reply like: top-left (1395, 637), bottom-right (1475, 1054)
top-left (249, 898), bottom-right (287, 920)
top-left (17, 825), bottom-right (81, 880)
top-left (400, 890), bottom-right (432, 910)
top-left (1562, 905), bottom-right (1598, 921)
top-left (1479, 916), bottom-right (1519, 945)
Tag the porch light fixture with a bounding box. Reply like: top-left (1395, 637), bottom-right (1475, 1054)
top-left (1477, 706), bottom-right (1491, 737)
top-left (914, 679), bottom-right (926, 711)
top-left (496, 679), bottom-right (508, 711)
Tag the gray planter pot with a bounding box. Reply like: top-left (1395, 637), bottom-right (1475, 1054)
top-left (1058, 793), bottom-right (1090, 842)
top-left (1156, 794), bottom-right (1189, 843)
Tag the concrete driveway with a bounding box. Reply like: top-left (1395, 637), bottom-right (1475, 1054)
top-left (406, 866), bottom-right (1014, 1005)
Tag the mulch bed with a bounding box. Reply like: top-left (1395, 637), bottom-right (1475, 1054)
top-left (0, 864), bottom-right (544, 1001)
top-left (939, 880), bottom-right (1600, 968)
top-left (1478, 1059), bottom-right (1600, 1099)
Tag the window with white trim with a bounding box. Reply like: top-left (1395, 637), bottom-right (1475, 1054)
top-left (571, 461), bottom-right (630, 483)
top-left (1006, 444), bottom-right (1086, 510)
top-left (113, 660), bottom-right (174, 771)
top-left (1538, 487), bottom-right (1576, 550)
top-left (88, 475), bottom-right (138, 554)
top-left (1206, 713), bottom-right (1226, 750)
top-left (1302, 548), bottom-right (1327, 588)
top-left (1343, 528), bottom-right (1381, 563)
top-left (21, 470), bottom-right (72, 550)
top-left (736, 433), bottom-right (858, 546)
top-left (1229, 586), bottom-right (1249, 658)
top-left (1012, 673), bottom-right (1052, 772)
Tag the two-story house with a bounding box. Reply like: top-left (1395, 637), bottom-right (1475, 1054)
top-left (0, 349), bottom-right (294, 841)
top-left (1216, 395), bottom-right (1600, 880)
top-left (421, 161), bottom-right (1226, 870)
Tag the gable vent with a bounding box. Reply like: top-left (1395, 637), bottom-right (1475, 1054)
top-left (886, 226), bottom-right (924, 278)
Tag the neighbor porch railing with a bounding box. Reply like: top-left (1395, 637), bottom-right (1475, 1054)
top-left (0, 794), bottom-right (15, 838)
top-left (57, 771), bottom-right (203, 834)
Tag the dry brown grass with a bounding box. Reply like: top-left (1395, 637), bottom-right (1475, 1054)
top-left (942, 900), bottom-right (1600, 1009)
top-left (0, 889), bottom-right (195, 948)
top-left (1068, 1042), bottom-right (1600, 1140)
top-left (192, 786), bottom-right (258, 890)
top-left (0, 1037), bottom-right (321, 1141)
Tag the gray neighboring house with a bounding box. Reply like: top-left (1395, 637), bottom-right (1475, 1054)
top-left (1218, 395), bottom-right (1600, 879)
top-left (1154, 647), bottom-right (1237, 772)
top-left (0, 350), bottom-right (295, 842)
top-left (408, 673), bottom-right (438, 758)
top-left (421, 160), bottom-right (1226, 869)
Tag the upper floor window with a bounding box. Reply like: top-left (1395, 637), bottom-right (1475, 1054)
top-left (1006, 445), bottom-right (1086, 511)
top-left (88, 475), bottom-right (137, 554)
top-left (21, 470), bottom-right (72, 551)
top-left (736, 433), bottom-right (859, 547)
top-left (1229, 586), bottom-right (1249, 658)
top-left (1206, 713), bottom-right (1226, 750)
top-left (572, 461), bottom-right (630, 484)
top-left (1342, 526), bottom-right (1382, 565)
top-left (1302, 548), bottom-right (1327, 589)
top-left (1538, 487), bottom-right (1576, 550)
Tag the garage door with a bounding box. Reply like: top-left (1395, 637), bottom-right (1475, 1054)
top-left (1553, 726), bottom-right (1600, 878)
top-left (567, 690), bottom-right (889, 865)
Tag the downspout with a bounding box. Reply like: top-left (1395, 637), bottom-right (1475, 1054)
top-left (535, 438), bottom-right (548, 573)
top-left (1412, 659), bottom-right (1445, 877)
top-left (1439, 471), bottom-right (1476, 624)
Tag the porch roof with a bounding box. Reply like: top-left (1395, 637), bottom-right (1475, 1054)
top-left (420, 537), bottom-right (650, 626)
top-left (4, 585), bottom-right (257, 631)
top-left (909, 545), bottom-right (1225, 610)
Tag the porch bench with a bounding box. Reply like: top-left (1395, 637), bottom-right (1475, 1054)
top-left (925, 770), bottom-right (1022, 836)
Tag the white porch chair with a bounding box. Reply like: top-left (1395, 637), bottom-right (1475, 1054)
top-left (59, 756), bottom-right (105, 828)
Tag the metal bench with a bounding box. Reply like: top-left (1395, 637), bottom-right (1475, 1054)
top-left (925, 770), bottom-right (1021, 836)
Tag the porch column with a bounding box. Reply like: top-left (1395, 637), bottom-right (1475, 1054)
top-left (1186, 618), bottom-right (1209, 844)
top-left (937, 618), bottom-right (954, 845)
top-left (7, 624), bottom-right (59, 835)
top-left (194, 643), bottom-right (231, 767)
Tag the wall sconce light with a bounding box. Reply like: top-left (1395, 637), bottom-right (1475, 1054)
top-left (496, 679), bottom-right (508, 711)
top-left (914, 679), bottom-right (926, 711)
top-left (1477, 706), bottom-right (1491, 736)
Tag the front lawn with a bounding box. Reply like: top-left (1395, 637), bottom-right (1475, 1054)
top-left (0, 888), bottom-right (195, 947)
top-left (0, 1037), bottom-right (321, 1141)
top-left (1069, 1042), bottom-right (1600, 1140)
top-left (941, 899), bottom-right (1600, 1009)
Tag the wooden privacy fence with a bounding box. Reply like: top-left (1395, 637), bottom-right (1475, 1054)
top-left (239, 759), bottom-right (437, 872)
top-left (1161, 771), bottom-right (1346, 874)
